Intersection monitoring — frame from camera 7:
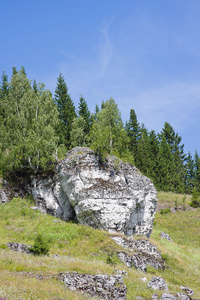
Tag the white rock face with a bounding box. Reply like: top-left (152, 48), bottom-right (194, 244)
top-left (31, 147), bottom-right (157, 237)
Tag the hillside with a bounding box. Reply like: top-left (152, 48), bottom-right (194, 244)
top-left (0, 192), bottom-right (199, 299)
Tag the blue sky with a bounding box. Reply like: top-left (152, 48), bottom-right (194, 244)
top-left (1, 0), bottom-right (200, 155)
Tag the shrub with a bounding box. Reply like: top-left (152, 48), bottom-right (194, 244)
top-left (106, 251), bottom-right (119, 266)
top-left (0, 244), bottom-right (8, 250)
top-left (160, 208), bottom-right (171, 215)
top-left (189, 188), bottom-right (200, 208)
top-left (30, 234), bottom-right (50, 256)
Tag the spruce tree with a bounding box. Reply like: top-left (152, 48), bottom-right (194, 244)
top-left (136, 126), bottom-right (151, 176)
top-left (32, 79), bottom-right (38, 94)
top-left (160, 122), bottom-right (185, 192)
top-left (194, 151), bottom-right (200, 192)
top-left (0, 71), bottom-right (9, 120)
top-left (78, 95), bottom-right (91, 134)
top-left (126, 108), bottom-right (140, 162)
top-left (185, 152), bottom-right (195, 194)
top-left (54, 73), bottom-right (76, 148)
top-left (156, 133), bottom-right (175, 191)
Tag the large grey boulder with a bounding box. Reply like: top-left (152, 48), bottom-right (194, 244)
top-left (31, 147), bottom-right (157, 237)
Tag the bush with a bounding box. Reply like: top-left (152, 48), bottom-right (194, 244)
top-left (189, 188), bottom-right (200, 208)
top-left (189, 200), bottom-right (200, 208)
top-left (106, 251), bottom-right (119, 266)
top-left (160, 208), bottom-right (171, 215)
top-left (30, 234), bottom-right (50, 256)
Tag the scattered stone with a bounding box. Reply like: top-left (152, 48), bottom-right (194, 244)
top-left (151, 294), bottom-right (159, 300)
top-left (177, 293), bottom-right (191, 300)
top-left (141, 277), bottom-right (147, 282)
top-left (7, 242), bottom-right (31, 254)
top-left (160, 293), bottom-right (177, 300)
top-left (114, 237), bottom-right (165, 272)
top-left (160, 232), bottom-right (172, 242)
top-left (136, 297), bottom-right (144, 300)
top-left (147, 276), bottom-right (168, 291)
top-left (0, 189), bottom-right (9, 204)
top-left (114, 268), bottom-right (128, 276)
top-left (30, 206), bottom-right (38, 211)
top-left (31, 147), bottom-right (157, 237)
top-left (180, 286), bottom-right (194, 296)
top-left (60, 272), bottom-right (127, 299)
top-left (112, 237), bottom-right (162, 257)
top-left (0, 179), bottom-right (26, 203)
top-left (52, 254), bottom-right (61, 258)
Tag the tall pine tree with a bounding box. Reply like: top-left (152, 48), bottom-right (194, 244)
top-left (54, 73), bottom-right (76, 148)
top-left (78, 95), bottom-right (91, 134)
top-left (161, 122), bottom-right (185, 192)
top-left (126, 108), bottom-right (140, 162)
top-left (0, 71), bottom-right (9, 120)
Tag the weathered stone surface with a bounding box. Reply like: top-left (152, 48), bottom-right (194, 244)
top-left (0, 189), bottom-right (9, 204)
top-left (180, 287), bottom-right (194, 297)
top-left (7, 242), bottom-right (31, 254)
top-left (0, 179), bottom-right (26, 204)
top-left (160, 232), bottom-right (172, 242)
top-left (31, 147), bottom-right (157, 237)
top-left (160, 294), bottom-right (177, 300)
top-left (147, 276), bottom-right (168, 291)
top-left (60, 272), bottom-right (127, 299)
top-left (177, 293), bottom-right (191, 300)
top-left (113, 236), bottom-right (165, 272)
top-left (31, 176), bottom-right (75, 220)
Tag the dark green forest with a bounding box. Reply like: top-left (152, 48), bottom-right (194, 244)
top-left (0, 67), bottom-right (200, 198)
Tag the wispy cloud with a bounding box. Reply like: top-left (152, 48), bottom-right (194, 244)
top-left (121, 81), bottom-right (200, 133)
top-left (99, 22), bottom-right (113, 71)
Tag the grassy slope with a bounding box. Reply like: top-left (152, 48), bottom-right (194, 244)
top-left (0, 193), bottom-right (199, 300)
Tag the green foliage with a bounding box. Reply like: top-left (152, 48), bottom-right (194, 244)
top-left (0, 243), bottom-right (8, 249)
top-left (70, 116), bottom-right (88, 147)
top-left (106, 251), bottom-right (119, 266)
top-left (160, 208), bottom-right (171, 215)
top-left (90, 98), bottom-right (129, 155)
top-left (78, 95), bottom-right (91, 133)
top-left (29, 234), bottom-right (50, 256)
top-left (0, 67), bottom-right (59, 176)
top-left (174, 197), bottom-right (178, 209)
top-left (54, 73), bottom-right (76, 148)
top-left (189, 187), bottom-right (200, 208)
top-left (126, 108), bottom-right (141, 161)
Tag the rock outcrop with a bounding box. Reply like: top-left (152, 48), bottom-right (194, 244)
top-left (31, 147), bottom-right (157, 237)
top-left (147, 276), bottom-right (169, 291)
top-left (60, 272), bottom-right (127, 299)
top-left (113, 236), bottom-right (166, 272)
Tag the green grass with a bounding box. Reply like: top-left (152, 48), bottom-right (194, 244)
top-left (0, 194), bottom-right (199, 299)
top-left (157, 191), bottom-right (192, 208)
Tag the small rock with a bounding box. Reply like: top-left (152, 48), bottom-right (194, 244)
top-left (180, 286), bottom-right (194, 296)
top-left (0, 189), bottom-right (9, 204)
top-left (160, 293), bottom-right (177, 300)
top-left (136, 297), bottom-right (144, 300)
top-left (30, 206), bottom-right (38, 211)
top-left (141, 277), bottom-right (147, 282)
top-left (7, 242), bottom-right (31, 254)
top-left (147, 276), bottom-right (168, 291)
top-left (177, 293), bottom-right (191, 300)
top-left (160, 232), bottom-right (172, 242)
top-left (151, 294), bottom-right (159, 300)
